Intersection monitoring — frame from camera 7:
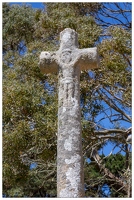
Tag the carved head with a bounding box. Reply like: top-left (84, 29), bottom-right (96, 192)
top-left (60, 28), bottom-right (78, 50)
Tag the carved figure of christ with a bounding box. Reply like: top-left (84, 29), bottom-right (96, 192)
top-left (39, 28), bottom-right (99, 198)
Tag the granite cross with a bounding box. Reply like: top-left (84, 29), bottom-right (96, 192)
top-left (39, 28), bottom-right (99, 198)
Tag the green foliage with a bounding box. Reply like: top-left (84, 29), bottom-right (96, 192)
top-left (105, 154), bottom-right (125, 176)
top-left (3, 3), bottom-right (35, 53)
top-left (34, 2), bottom-right (101, 49)
top-left (3, 2), bottom-right (131, 197)
top-left (84, 154), bottom-right (126, 197)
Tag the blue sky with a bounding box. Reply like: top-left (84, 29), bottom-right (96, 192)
top-left (10, 2), bottom-right (44, 9)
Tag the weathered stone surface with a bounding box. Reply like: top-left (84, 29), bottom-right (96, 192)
top-left (39, 28), bottom-right (99, 198)
top-left (39, 28), bottom-right (99, 74)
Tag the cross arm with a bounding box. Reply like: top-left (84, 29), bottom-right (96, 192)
top-left (39, 51), bottom-right (58, 74)
top-left (76, 47), bottom-right (99, 71)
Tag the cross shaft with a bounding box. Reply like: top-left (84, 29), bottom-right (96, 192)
top-left (39, 28), bottom-right (99, 197)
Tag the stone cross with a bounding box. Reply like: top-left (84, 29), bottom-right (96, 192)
top-left (39, 28), bottom-right (99, 198)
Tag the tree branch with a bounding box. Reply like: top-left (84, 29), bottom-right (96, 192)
top-left (94, 128), bottom-right (131, 135)
top-left (90, 148), bottom-right (128, 195)
top-left (97, 89), bottom-right (131, 122)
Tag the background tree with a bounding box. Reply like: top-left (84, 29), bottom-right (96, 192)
top-left (3, 2), bottom-right (131, 197)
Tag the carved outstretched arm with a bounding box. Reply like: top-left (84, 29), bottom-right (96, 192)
top-left (39, 51), bottom-right (59, 74)
top-left (77, 47), bottom-right (99, 71)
